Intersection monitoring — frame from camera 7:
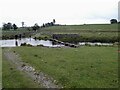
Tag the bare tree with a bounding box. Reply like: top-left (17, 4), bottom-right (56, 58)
top-left (21, 22), bottom-right (24, 27)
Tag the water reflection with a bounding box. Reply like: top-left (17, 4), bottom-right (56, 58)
top-left (0, 38), bottom-right (64, 47)
top-left (0, 38), bottom-right (114, 47)
top-left (15, 40), bottom-right (18, 46)
top-left (79, 42), bottom-right (113, 46)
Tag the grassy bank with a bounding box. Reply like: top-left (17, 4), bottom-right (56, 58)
top-left (1, 28), bottom-right (36, 39)
top-left (2, 24), bottom-right (119, 43)
top-left (2, 49), bottom-right (41, 88)
top-left (12, 46), bottom-right (118, 88)
top-left (34, 24), bottom-right (119, 43)
top-left (51, 33), bottom-right (118, 43)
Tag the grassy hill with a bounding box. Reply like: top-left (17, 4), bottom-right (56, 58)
top-left (34, 24), bottom-right (119, 43)
top-left (40, 24), bottom-right (118, 32)
top-left (1, 24), bottom-right (119, 43)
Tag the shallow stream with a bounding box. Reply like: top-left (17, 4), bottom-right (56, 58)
top-left (0, 38), bottom-right (113, 47)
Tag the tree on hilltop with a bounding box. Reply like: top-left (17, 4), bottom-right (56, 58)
top-left (32, 23), bottom-right (40, 31)
top-left (110, 19), bottom-right (117, 24)
top-left (53, 19), bottom-right (56, 24)
top-left (2, 22), bottom-right (13, 30)
top-left (21, 22), bottom-right (24, 27)
top-left (13, 24), bottom-right (18, 30)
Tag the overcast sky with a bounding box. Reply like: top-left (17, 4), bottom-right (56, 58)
top-left (0, 0), bottom-right (119, 27)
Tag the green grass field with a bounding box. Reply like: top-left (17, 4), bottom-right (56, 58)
top-left (1, 24), bottom-right (118, 38)
top-left (11, 46), bottom-right (118, 88)
top-left (34, 24), bottom-right (119, 43)
top-left (2, 50), bottom-right (41, 88)
top-left (39, 24), bottom-right (118, 32)
top-left (1, 24), bottom-right (119, 43)
top-left (1, 24), bottom-right (119, 88)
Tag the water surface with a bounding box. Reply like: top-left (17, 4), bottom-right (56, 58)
top-left (0, 38), bottom-right (114, 47)
top-left (0, 38), bottom-right (64, 47)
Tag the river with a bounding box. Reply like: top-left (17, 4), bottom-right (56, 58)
top-left (0, 38), bottom-right (113, 47)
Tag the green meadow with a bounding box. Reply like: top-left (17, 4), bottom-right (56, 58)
top-left (2, 24), bottom-right (119, 88)
top-left (9, 46), bottom-right (118, 88)
top-left (34, 24), bottom-right (119, 43)
top-left (2, 24), bottom-right (119, 43)
top-left (2, 50), bottom-right (41, 88)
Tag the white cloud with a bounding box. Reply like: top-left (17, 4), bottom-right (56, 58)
top-left (0, 0), bottom-right (119, 26)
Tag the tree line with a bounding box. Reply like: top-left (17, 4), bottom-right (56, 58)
top-left (32, 19), bottom-right (56, 31)
top-left (110, 19), bottom-right (119, 24)
top-left (2, 22), bottom-right (18, 30)
top-left (2, 19), bottom-right (56, 31)
top-left (2, 19), bottom-right (119, 30)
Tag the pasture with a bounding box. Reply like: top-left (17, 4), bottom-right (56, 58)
top-left (1, 24), bottom-right (119, 88)
top-left (2, 24), bottom-right (119, 43)
top-left (2, 49), bottom-right (42, 88)
top-left (34, 24), bottom-right (119, 43)
top-left (7, 46), bottom-right (118, 88)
